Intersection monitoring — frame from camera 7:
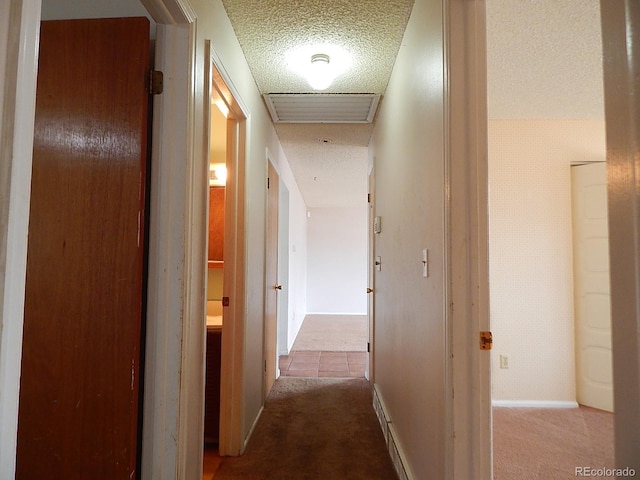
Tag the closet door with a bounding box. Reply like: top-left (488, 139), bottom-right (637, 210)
top-left (17, 17), bottom-right (150, 479)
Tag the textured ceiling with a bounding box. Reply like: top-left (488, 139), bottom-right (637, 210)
top-left (221, 0), bottom-right (415, 95)
top-left (222, 0), bottom-right (414, 208)
top-left (221, 0), bottom-right (604, 207)
top-left (486, 0), bottom-right (604, 119)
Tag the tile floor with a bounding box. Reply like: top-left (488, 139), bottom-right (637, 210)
top-left (279, 350), bottom-right (366, 378)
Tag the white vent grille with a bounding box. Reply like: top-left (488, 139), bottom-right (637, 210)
top-left (263, 93), bottom-right (380, 123)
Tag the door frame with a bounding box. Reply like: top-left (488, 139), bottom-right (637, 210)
top-left (445, 0), bottom-right (492, 478)
top-left (0, 1), bottom-right (41, 476)
top-left (139, 1), bottom-right (198, 478)
top-left (205, 43), bottom-right (250, 457)
top-left (276, 182), bottom-right (290, 358)
top-left (601, 2), bottom-right (640, 468)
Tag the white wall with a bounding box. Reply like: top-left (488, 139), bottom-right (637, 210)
top-left (306, 207), bottom-right (367, 314)
top-left (369, 0), bottom-right (447, 477)
top-left (286, 180), bottom-right (308, 351)
top-left (488, 119), bottom-right (606, 404)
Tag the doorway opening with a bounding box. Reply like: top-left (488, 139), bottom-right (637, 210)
top-left (486, 1), bottom-right (613, 472)
top-left (202, 89), bottom-right (227, 477)
top-left (204, 43), bottom-right (249, 464)
top-left (276, 203), bottom-right (370, 379)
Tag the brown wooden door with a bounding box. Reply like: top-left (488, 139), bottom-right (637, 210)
top-left (264, 162), bottom-right (279, 397)
top-left (16, 18), bottom-right (150, 480)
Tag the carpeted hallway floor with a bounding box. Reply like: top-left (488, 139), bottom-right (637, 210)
top-left (493, 405), bottom-right (614, 479)
top-left (214, 377), bottom-right (397, 480)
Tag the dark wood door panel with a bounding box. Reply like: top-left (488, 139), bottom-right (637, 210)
top-left (209, 186), bottom-right (226, 262)
top-left (17, 17), bottom-right (150, 480)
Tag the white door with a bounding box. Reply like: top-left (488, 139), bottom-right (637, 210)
top-left (366, 167), bottom-right (375, 381)
top-left (264, 160), bottom-right (279, 397)
top-left (571, 162), bottom-right (613, 412)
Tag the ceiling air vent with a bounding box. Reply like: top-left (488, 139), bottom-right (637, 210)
top-left (263, 93), bottom-right (380, 124)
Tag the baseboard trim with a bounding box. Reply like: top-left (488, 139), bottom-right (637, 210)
top-left (243, 405), bottom-right (264, 452)
top-left (492, 400), bottom-right (579, 408)
top-left (372, 384), bottom-right (414, 480)
top-left (388, 423), bottom-right (414, 480)
top-left (372, 384), bottom-right (389, 443)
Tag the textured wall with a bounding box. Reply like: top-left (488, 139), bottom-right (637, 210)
top-left (489, 119), bottom-right (606, 403)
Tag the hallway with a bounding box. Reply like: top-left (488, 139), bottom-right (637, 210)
top-left (204, 311), bottom-right (372, 478)
top-left (212, 377), bottom-right (396, 480)
top-left (2, 0), bottom-right (492, 478)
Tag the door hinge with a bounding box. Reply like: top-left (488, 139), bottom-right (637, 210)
top-left (264, 360), bottom-right (267, 372)
top-left (222, 297), bottom-right (230, 307)
top-left (368, 193), bottom-right (371, 203)
top-left (480, 331), bottom-right (493, 350)
top-left (148, 70), bottom-right (164, 95)
top-left (367, 342), bottom-right (370, 353)
top-left (267, 177), bottom-right (270, 189)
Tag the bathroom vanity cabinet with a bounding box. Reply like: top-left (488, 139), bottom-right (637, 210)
top-left (204, 323), bottom-right (222, 444)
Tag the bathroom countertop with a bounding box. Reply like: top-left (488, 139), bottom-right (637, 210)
top-left (207, 315), bottom-right (222, 331)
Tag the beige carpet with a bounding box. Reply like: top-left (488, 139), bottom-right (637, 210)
top-left (493, 405), bottom-right (614, 479)
top-left (215, 377), bottom-right (397, 480)
top-left (291, 314), bottom-right (367, 352)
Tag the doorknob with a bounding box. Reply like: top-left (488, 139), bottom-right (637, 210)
top-left (275, 284), bottom-right (283, 290)
top-left (366, 288), bottom-right (373, 294)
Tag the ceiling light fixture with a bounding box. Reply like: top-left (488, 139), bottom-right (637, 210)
top-left (308, 54), bottom-right (333, 91)
top-left (287, 44), bottom-right (352, 92)
top-left (209, 163), bottom-right (227, 186)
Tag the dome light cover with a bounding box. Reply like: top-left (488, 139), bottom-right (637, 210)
top-left (287, 45), bottom-right (352, 91)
